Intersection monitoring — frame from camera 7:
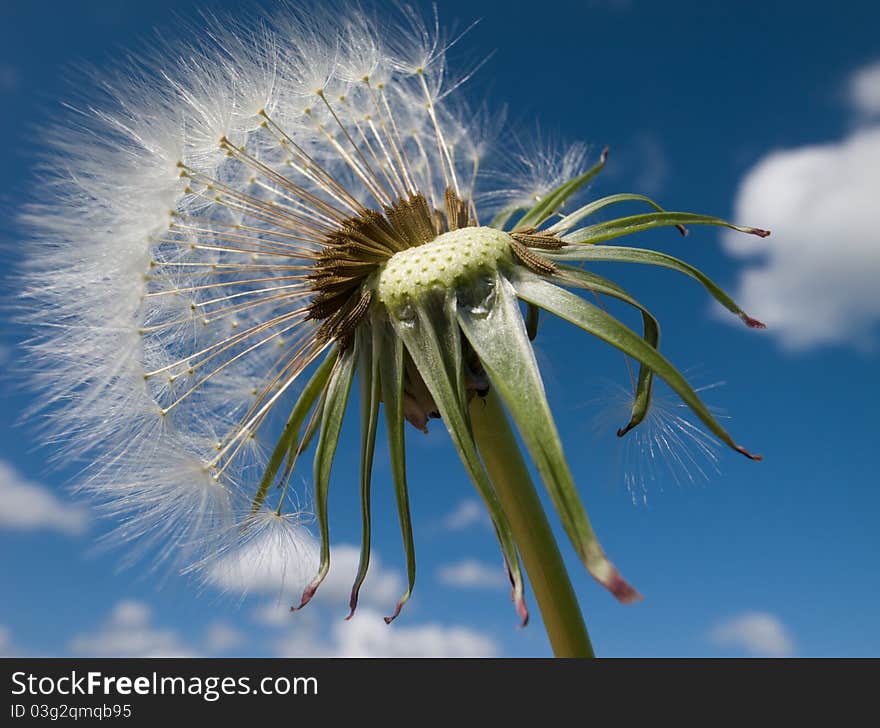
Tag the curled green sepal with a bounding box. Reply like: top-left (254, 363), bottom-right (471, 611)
top-left (250, 347), bottom-right (338, 515)
top-left (347, 324), bottom-right (381, 619)
top-left (547, 192), bottom-right (687, 237)
top-left (552, 264), bottom-right (660, 436)
top-left (561, 211), bottom-right (770, 246)
top-left (514, 147), bottom-right (608, 231)
top-left (293, 347), bottom-right (357, 611)
top-left (375, 312), bottom-right (417, 624)
top-left (545, 245), bottom-right (766, 328)
top-left (511, 269), bottom-right (762, 461)
top-left (386, 292), bottom-right (529, 625)
top-left (457, 272), bottom-right (640, 603)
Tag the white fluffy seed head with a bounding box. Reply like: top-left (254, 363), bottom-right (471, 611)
top-left (18, 3), bottom-right (586, 588)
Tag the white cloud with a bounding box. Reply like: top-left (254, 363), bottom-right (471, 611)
top-left (68, 600), bottom-right (195, 657)
top-left (437, 559), bottom-right (507, 589)
top-left (850, 60), bottom-right (880, 117)
top-left (0, 460), bottom-right (88, 535)
top-left (723, 63), bottom-right (880, 350)
top-left (709, 611), bottom-right (795, 657)
top-left (275, 608), bottom-right (498, 657)
top-left (203, 621), bottom-right (245, 653)
top-left (605, 132), bottom-right (669, 196)
top-left (441, 499), bottom-right (489, 531)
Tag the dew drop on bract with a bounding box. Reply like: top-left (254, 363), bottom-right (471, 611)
top-left (457, 275), bottom-right (496, 318)
top-left (395, 299), bottom-right (418, 329)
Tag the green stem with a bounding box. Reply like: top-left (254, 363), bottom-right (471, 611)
top-left (470, 390), bottom-right (594, 658)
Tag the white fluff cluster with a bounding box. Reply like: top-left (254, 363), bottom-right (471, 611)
top-left (588, 380), bottom-right (722, 506)
top-left (20, 3), bottom-right (518, 575)
top-left (480, 135), bottom-right (592, 212)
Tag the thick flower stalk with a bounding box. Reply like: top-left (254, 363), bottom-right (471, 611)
top-left (22, 5), bottom-right (767, 656)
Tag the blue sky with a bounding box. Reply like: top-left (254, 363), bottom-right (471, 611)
top-left (0, 0), bottom-right (878, 657)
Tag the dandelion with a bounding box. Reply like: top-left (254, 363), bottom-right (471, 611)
top-left (21, 4), bottom-right (768, 657)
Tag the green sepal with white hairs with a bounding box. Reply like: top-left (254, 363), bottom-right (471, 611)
top-left (551, 264), bottom-right (661, 436)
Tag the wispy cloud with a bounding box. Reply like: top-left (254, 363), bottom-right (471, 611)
top-left (604, 132), bottom-right (669, 197)
top-left (850, 60), bottom-right (880, 118)
top-left (436, 559), bottom-right (507, 589)
top-left (203, 621), bottom-right (245, 653)
top-left (722, 61), bottom-right (880, 350)
top-left (441, 498), bottom-right (489, 531)
top-left (0, 460), bottom-right (88, 535)
top-left (709, 611), bottom-right (795, 657)
top-left (68, 601), bottom-right (195, 657)
top-left (0, 64), bottom-right (19, 93)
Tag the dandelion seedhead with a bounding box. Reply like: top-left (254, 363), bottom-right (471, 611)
top-left (21, 3), bottom-right (768, 630)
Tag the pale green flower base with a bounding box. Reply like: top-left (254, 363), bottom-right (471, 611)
top-left (471, 390), bottom-right (594, 658)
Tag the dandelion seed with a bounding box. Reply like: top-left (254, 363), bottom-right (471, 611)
top-left (20, 4), bottom-right (768, 656)
top-left (588, 379), bottom-right (725, 506)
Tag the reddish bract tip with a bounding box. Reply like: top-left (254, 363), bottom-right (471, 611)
top-left (749, 227), bottom-right (771, 238)
top-left (384, 602), bottom-right (405, 625)
top-left (514, 592), bottom-right (530, 628)
top-left (617, 422), bottom-right (635, 437)
top-left (604, 573), bottom-right (643, 605)
top-left (676, 224), bottom-right (689, 237)
top-left (346, 586), bottom-right (362, 621)
top-left (742, 314), bottom-right (766, 329)
top-left (735, 444), bottom-right (763, 461)
top-left (600, 146), bottom-right (610, 164)
top-left (292, 583), bottom-right (319, 612)
top-left (503, 562), bottom-right (529, 626)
